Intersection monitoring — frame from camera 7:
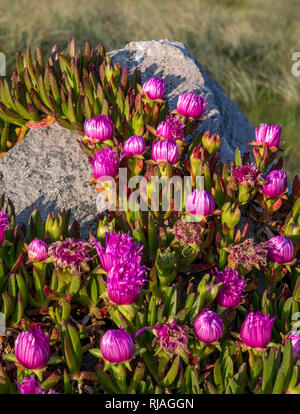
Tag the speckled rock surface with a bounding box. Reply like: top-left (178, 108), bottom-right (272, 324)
top-left (0, 123), bottom-right (97, 238)
top-left (109, 39), bottom-right (255, 162)
top-left (0, 39), bottom-right (255, 235)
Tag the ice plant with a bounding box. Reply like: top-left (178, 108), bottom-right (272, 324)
top-left (154, 319), bottom-right (189, 355)
top-left (151, 140), bottom-right (179, 165)
top-left (262, 170), bottom-right (287, 198)
top-left (194, 309), bottom-right (223, 343)
top-left (232, 163), bottom-right (264, 186)
top-left (0, 210), bottom-right (9, 245)
top-left (17, 375), bottom-right (56, 394)
top-left (285, 332), bottom-right (300, 359)
top-left (93, 232), bottom-right (143, 272)
top-left (172, 220), bottom-right (204, 245)
top-left (100, 328), bottom-right (134, 363)
top-left (177, 92), bottom-right (206, 118)
top-left (156, 114), bottom-right (184, 141)
top-left (89, 147), bottom-right (120, 179)
top-left (255, 123), bottom-right (282, 147)
top-left (27, 238), bottom-right (48, 262)
top-left (84, 114), bottom-right (114, 142)
top-left (227, 239), bottom-right (268, 273)
top-left (214, 267), bottom-right (247, 308)
top-left (123, 135), bottom-right (146, 157)
top-left (186, 190), bottom-right (215, 216)
top-left (106, 260), bottom-right (147, 305)
top-left (142, 77), bottom-right (165, 100)
top-left (15, 327), bottom-right (50, 369)
top-left (48, 238), bottom-right (92, 274)
top-left (266, 236), bottom-right (294, 264)
top-left (240, 311), bottom-right (275, 348)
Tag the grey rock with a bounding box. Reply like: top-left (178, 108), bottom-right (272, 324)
top-left (0, 39), bottom-right (255, 236)
top-left (0, 123), bottom-right (98, 238)
top-left (109, 39), bottom-right (255, 162)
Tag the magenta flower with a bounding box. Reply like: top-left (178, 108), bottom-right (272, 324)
top-left (262, 170), bottom-right (287, 198)
top-left (89, 148), bottom-right (120, 179)
top-left (185, 190), bottom-right (215, 216)
top-left (255, 123), bottom-right (282, 147)
top-left (28, 238), bottom-right (48, 262)
top-left (151, 140), bottom-right (179, 165)
top-left (84, 114), bottom-right (114, 142)
top-left (123, 136), bottom-right (146, 157)
top-left (48, 238), bottom-right (92, 274)
top-left (266, 236), bottom-right (294, 264)
top-left (232, 163), bottom-right (264, 186)
top-left (214, 267), bottom-right (247, 308)
top-left (177, 92), bottom-right (206, 118)
top-left (0, 210), bottom-right (9, 245)
top-left (154, 319), bottom-right (189, 354)
top-left (285, 332), bottom-right (300, 359)
top-left (106, 260), bottom-right (147, 305)
top-left (156, 114), bottom-right (184, 141)
top-left (142, 77), bottom-right (165, 100)
top-left (100, 328), bottom-right (134, 363)
top-left (93, 232), bottom-right (143, 272)
top-left (194, 309), bottom-right (223, 343)
top-left (240, 311), bottom-right (275, 348)
top-left (17, 375), bottom-right (56, 394)
top-left (15, 327), bottom-right (51, 369)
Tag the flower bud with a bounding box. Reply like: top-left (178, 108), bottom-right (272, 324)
top-left (84, 114), bottom-right (114, 142)
top-left (151, 140), bottom-right (179, 165)
top-left (100, 328), bottom-right (134, 363)
top-left (0, 210), bottom-right (9, 245)
top-left (255, 123), bottom-right (281, 147)
top-left (156, 115), bottom-right (184, 141)
top-left (28, 238), bottom-right (48, 262)
top-left (15, 327), bottom-right (51, 369)
top-left (142, 77), bottom-right (165, 100)
top-left (266, 236), bottom-right (294, 264)
top-left (123, 136), bottom-right (146, 157)
top-left (186, 190), bottom-right (215, 216)
top-left (215, 267), bottom-right (247, 308)
top-left (89, 148), bottom-right (119, 179)
top-left (221, 202), bottom-right (241, 229)
top-left (262, 170), bottom-right (287, 198)
top-left (285, 332), bottom-right (300, 359)
top-left (240, 311), bottom-right (275, 348)
top-left (194, 309), bottom-right (223, 343)
top-left (177, 92), bottom-right (206, 118)
top-left (201, 131), bottom-right (221, 155)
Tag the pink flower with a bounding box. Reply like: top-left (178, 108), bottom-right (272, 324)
top-left (100, 328), bottom-right (134, 363)
top-left (123, 136), bottom-right (146, 157)
top-left (194, 309), bottom-right (223, 343)
top-left (28, 238), bottom-right (48, 262)
top-left (15, 327), bottom-right (51, 369)
top-left (0, 210), bottom-right (9, 245)
top-left (240, 311), bottom-right (275, 348)
top-left (266, 236), bottom-right (294, 264)
top-left (255, 123), bottom-right (281, 147)
top-left (177, 93), bottom-right (206, 118)
top-left (142, 77), bottom-right (165, 100)
top-left (89, 148), bottom-right (120, 179)
top-left (185, 190), bottom-right (215, 216)
top-left (215, 267), bottom-right (247, 308)
top-left (262, 170), bottom-right (287, 198)
top-left (151, 140), bottom-right (179, 165)
top-left (84, 114), bottom-right (114, 141)
top-left (156, 115), bottom-right (184, 141)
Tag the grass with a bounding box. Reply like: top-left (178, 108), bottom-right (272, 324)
top-left (0, 0), bottom-right (299, 177)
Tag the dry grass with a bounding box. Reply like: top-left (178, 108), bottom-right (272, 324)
top-left (0, 0), bottom-right (299, 175)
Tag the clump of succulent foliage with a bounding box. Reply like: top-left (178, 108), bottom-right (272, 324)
top-left (0, 39), bottom-right (299, 395)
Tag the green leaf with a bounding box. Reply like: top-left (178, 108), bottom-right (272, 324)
top-left (272, 369), bottom-right (285, 394)
top-left (213, 359), bottom-right (224, 393)
top-left (163, 355), bottom-right (180, 388)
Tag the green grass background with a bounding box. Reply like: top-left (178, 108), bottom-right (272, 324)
top-left (0, 0), bottom-right (299, 177)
